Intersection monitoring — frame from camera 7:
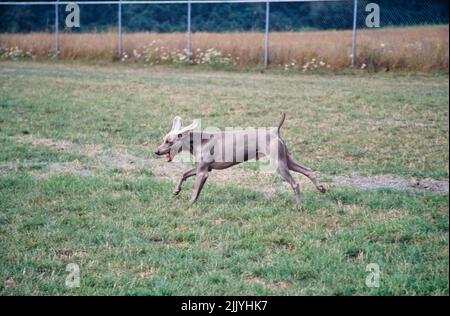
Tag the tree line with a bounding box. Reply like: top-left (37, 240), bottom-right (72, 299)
top-left (0, 0), bottom-right (448, 33)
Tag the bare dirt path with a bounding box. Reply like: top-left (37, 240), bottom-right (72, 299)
top-left (2, 135), bottom-right (448, 195)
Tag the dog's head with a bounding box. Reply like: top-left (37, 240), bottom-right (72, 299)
top-left (155, 116), bottom-right (198, 162)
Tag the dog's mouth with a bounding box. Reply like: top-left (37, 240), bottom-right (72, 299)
top-left (167, 152), bottom-right (173, 162)
top-left (166, 146), bottom-right (183, 162)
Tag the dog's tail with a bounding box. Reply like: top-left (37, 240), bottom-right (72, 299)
top-left (277, 113), bottom-right (286, 135)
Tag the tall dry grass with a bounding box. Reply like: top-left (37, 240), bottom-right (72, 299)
top-left (0, 26), bottom-right (448, 71)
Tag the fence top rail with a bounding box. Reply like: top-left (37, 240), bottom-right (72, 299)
top-left (0, 0), bottom-right (349, 5)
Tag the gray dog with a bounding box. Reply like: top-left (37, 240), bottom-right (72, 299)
top-left (155, 114), bottom-right (326, 206)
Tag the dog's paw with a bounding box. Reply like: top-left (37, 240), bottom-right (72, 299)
top-left (173, 189), bottom-right (181, 195)
top-left (318, 185), bottom-right (326, 193)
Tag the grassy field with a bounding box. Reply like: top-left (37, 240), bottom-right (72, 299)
top-left (0, 61), bottom-right (448, 295)
top-left (1, 26), bottom-right (449, 72)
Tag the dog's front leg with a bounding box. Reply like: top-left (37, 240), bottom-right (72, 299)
top-left (174, 167), bottom-right (197, 195)
top-left (190, 167), bottom-right (209, 204)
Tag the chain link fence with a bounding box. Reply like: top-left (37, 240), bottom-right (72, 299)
top-left (0, 0), bottom-right (448, 71)
top-left (355, 0), bottom-right (448, 71)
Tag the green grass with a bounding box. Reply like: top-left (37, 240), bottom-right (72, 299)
top-left (0, 61), bottom-right (448, 178)
top-left (0, 61), bottom-right (448, 295)
top-left (0, 136), bottom-right (84, 163)
top-left (0, 173), bottom-right (448, 295)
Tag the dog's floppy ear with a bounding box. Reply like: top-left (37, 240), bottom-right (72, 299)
top-left (187, 119), bottom-right (199, 131)
top-left (176, 119), bottom-right (199, 136)
top-left (171, 116), bottom-right (182, 132)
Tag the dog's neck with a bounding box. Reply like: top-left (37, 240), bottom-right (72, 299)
top-left (181, 131), bottom-right (213, 158)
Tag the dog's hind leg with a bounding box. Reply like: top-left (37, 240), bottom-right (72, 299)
top-left (287, 154), bottom-right (326, 193)
top-left (268, 138), bottom-right (302, 206)
top-left (277, 164), bottom-right (302, 206)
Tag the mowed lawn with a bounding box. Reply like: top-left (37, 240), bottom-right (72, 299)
top-left (0, 61), bottom-right (448, 295)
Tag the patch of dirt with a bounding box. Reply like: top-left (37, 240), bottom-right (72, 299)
top-left (331, 174), bottom-right (448, 194)
top-left (16, 136), bottom-right (103, 158)
top-left (8, 135), bottom-right (449, 195)
top-left (135, 266), bottom-right (158, 278)
top-left (246, 276), bottom-right (292, 291)
top-left (0, 161), bottom-right (93, 178)
top-left (409, 177), bottom-right (449, 193)
top-left (3, 278), bottom-right (15, 289)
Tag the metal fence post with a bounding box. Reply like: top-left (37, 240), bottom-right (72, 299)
top-left (187, 0), bottom-right (192, 62)
top-left (264, 1), bottom-right (270, 67)
top-left (55, 0), bottom-right (60, 59)
top-left (351, 0), bottom-right (358, 67)
top-left (118, 0), bottom-right (123, 58)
